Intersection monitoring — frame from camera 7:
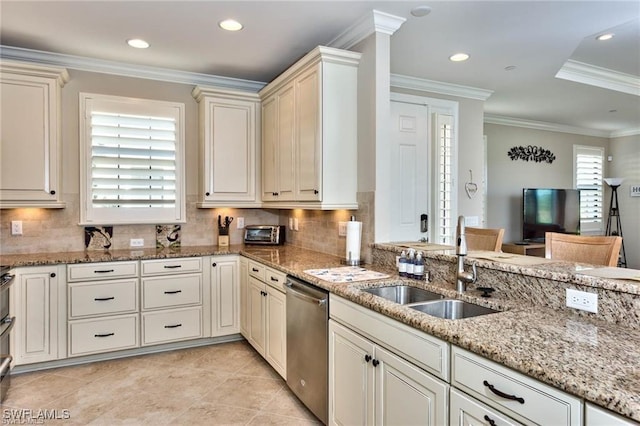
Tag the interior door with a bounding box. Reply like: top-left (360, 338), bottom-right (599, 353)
top-left (390, 100), bottom-right (430, 242)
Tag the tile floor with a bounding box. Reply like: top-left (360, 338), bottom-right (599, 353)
top-left (2, 340), bottom-right (321, 425)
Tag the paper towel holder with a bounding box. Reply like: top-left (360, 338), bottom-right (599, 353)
top-left (342, 215), bottom-right (363, 266)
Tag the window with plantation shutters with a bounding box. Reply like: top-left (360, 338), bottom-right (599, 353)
top-left (573, 145), bottom-right (604, 233)
top-left (434, 113), bottom-right (456, 245)
top-left (79, 93), bottom-right (185, 225)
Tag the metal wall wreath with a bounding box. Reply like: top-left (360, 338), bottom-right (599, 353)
top-left (507, 145), bottom-right (556, 164)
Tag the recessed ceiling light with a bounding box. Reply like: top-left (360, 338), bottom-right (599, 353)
top-left (449, 53), bottom-right (469, 62)
top-left (219, 19), bottom-right (243, 31)
top-left (411, 5), bottom-right (432, 17)
top-left (596, 33), bottom-right (615, 41)
top-left (127, 39), bottom-right (150, 49)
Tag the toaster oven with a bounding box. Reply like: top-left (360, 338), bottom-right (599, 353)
top-left (244, 225), bottom-right (285, 245)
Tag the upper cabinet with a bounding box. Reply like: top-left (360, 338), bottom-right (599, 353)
top-left (0, 60), bottom-right (69, 208)
top-left (192, 87), bottom-right (261, 208)
top-left (259, 46), bottom-right (361, 209)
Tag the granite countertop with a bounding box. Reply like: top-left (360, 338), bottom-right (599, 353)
top-left (2, 244), bottom-right (638, 420)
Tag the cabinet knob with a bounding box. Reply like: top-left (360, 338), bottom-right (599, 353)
top-left (212, 262), bottom-right (217, 267)
top-left (50, 190), bottom-right (56, 195)
top-left (372, 359), bottom-right (380, 367)
top-left (314, 189), bottom-right (319, 195)
top-left (50, 272), bottom-right (56, 278)
top-left (364, 354), bottom-right (372, 363)
top-left (205, 192), bottom-right (210, 196)
top-left (484, 415), bottom-right (497, 426)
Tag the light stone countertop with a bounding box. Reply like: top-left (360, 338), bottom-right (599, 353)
top-left (1, 244), bottom-right (638, 421)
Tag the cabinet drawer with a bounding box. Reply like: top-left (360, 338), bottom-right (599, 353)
top-left (67, 261), bottom-right (138, 282)
top-left (69, 279), bottom-right (138, 318)
top-left (141, 274), bottom-right (202, 310)
top-left (69, 314), bottom-right (139, 356)
top-left (141, 257), bottom-right (202, 276)
top-left (265, 267), bottom-right (286, 292)
top-left (248, 261), bottom-right (265, 281)
top-left (142, 307), bottom-right (202, 345)
top-left (451, 347), bottom-right (582, 426)
top-left (450, 388), bottom-right (520, 426)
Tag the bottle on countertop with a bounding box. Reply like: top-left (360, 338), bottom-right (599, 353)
top-left (398, 251), bottom-right (408, 277)
top-left (414, 252), bottom-right (425, 281)
top-left (406, 249), bottom-right (416, 278)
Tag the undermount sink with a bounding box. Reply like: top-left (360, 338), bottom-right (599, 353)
top-left (363, 285), bottom-right (444, 305)
top-left (410, 299), bottom-right (499, 320)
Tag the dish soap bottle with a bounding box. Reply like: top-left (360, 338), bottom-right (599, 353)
top-left (406, 249), bottom-right (416, 279)
top-left (398, 251), bottom-right (408, 277)
top-left (414, 252), bottom-right (425, 281)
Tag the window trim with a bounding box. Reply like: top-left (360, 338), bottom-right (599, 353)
top-left (79, 92), bottom-right (186, 225)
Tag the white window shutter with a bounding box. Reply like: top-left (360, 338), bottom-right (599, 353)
top-left (574, 145), bottom-right (604, 233)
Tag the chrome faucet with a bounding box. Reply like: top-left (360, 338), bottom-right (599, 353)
top-left (456, 215), bottom-right (477, 293)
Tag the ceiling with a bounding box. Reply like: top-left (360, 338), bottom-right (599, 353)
top-left (2, 1), bottom-right (639, 136)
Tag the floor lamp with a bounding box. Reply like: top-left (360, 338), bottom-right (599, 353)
top-left (604, 178), bottom-right (627, 268)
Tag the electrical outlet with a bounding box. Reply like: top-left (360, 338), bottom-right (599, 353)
top-left (130, 238), bottom-right (144, 248)
top-left (566, 288), bottom-right (598, 313)
top-left (11, 221), bottom-right (23, 235)
top-left (338, 221), bottom-right (347, 236)
top-left (236, 217), bottom-right (245, 229)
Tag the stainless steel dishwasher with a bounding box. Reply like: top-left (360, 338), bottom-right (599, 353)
top-left (286, 275), bottom-right (329, 425)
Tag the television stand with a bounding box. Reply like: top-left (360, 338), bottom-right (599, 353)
top-left (502, 242), bottom-right (545, 257)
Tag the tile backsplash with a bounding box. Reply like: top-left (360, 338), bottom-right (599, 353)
top-left (0, 192), bottom-right (374, 260)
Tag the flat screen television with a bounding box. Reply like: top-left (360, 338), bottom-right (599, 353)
top-left (522, 188), bottom-right (581, 242)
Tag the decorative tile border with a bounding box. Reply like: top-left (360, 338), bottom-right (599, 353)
top-left (84, 226), bottom-right (113, 250)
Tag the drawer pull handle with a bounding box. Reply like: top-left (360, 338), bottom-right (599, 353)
top-left (94, 333), bottom-right (114, 338)
top-left (484, 415), bottom-right (497, 426)
top-left (94, 269), bottom-right (115, 274)
top-left (270, 277), bottom-right (279, 282)
top-left (94, 297), bottom-right (115, 301)
top-left (483, 380), bottom-right (525, 404)
top-left (164, 290), bottom-right (182, 295)
top-left (164, 324), bottom-right (182, 329)
top-left (163, 265), bottom-right (182, 269)
top-left (252, 268), bottom-right (259, 272)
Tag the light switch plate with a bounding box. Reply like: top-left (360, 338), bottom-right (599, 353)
top-left (236, 217), bottom-right (245, 229)
top-left (338, 222), bottom-right (347, 236)
top-left (293, 218), bottom-right (299, 231)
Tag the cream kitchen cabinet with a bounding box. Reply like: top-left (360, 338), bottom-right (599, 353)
top-left (0, 60), bottom-right (69, 208)
top-left (140, 258), bottom-right (203, 346)
top-left (451, 346), bottom-right (582, 426)
top-left (450, 388), bottom-right (520, 426)
top-left (329, 295), bottom-right (449, 426)
top-left (239, 257), bottom-right (250, 337)
top-left (10, 265), bottom-right (66, 365)
top-left (209, 255), bottom-right (239, 337)
top-left (244, 259), bottom-right (287, 378)
top-left (67, 261), bottom-right (139, 357)
top-left (259, 46), bottom-right (360, 209)
top-left (192, 87), bottom-right (261, 207)
top-left (585, 403), bottom-right (636, 426)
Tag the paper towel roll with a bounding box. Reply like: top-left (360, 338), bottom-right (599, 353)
top-left (345, 221), bottom-right (362, 263)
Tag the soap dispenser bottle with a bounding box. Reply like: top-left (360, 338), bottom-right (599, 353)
top-left (406, 249), bottom-right (416, 279)
top-left (398, 251), bottom-right (408, 277)
top-left (414, 252), bottom-right (425, 281)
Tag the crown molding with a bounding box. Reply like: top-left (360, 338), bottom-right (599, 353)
top-left (484, 114), bottom-right (615, 138)
top-left (556, 59), bottom-right (640, 97)
top-left (0, 45), bottom-right (266, 92)
top-left (328, 9), bottom-right (406, 50)
top-left (391, 73), bottom-right (493, 101)
top-left (610, 127), bottom-right (640, 138)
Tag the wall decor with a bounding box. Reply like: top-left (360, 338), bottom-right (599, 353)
top-left (464, 169), bottom-right (478, 199)
top-left (507, 145), bottom-right (556, 164)
top-left (156, 224), bottom-right (181, 249)
top-left (84, 226), bottom-right (113, 250)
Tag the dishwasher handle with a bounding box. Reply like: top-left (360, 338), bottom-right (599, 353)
top-left (286, 280), bottom-right (327, 307)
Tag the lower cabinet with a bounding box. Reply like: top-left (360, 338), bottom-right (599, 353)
top-left (329, 295), bottom-right (449, 426)
top-left (585, 403), bottom-right (636, 426)
top-left (243, 259), bottom-right (287, 378)
top-left (329, 319), bottom-right (448, 426)
top-left (11, 265), bottom-right (65, 365)
top-left (210, 255), bottom-right (240, 337)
